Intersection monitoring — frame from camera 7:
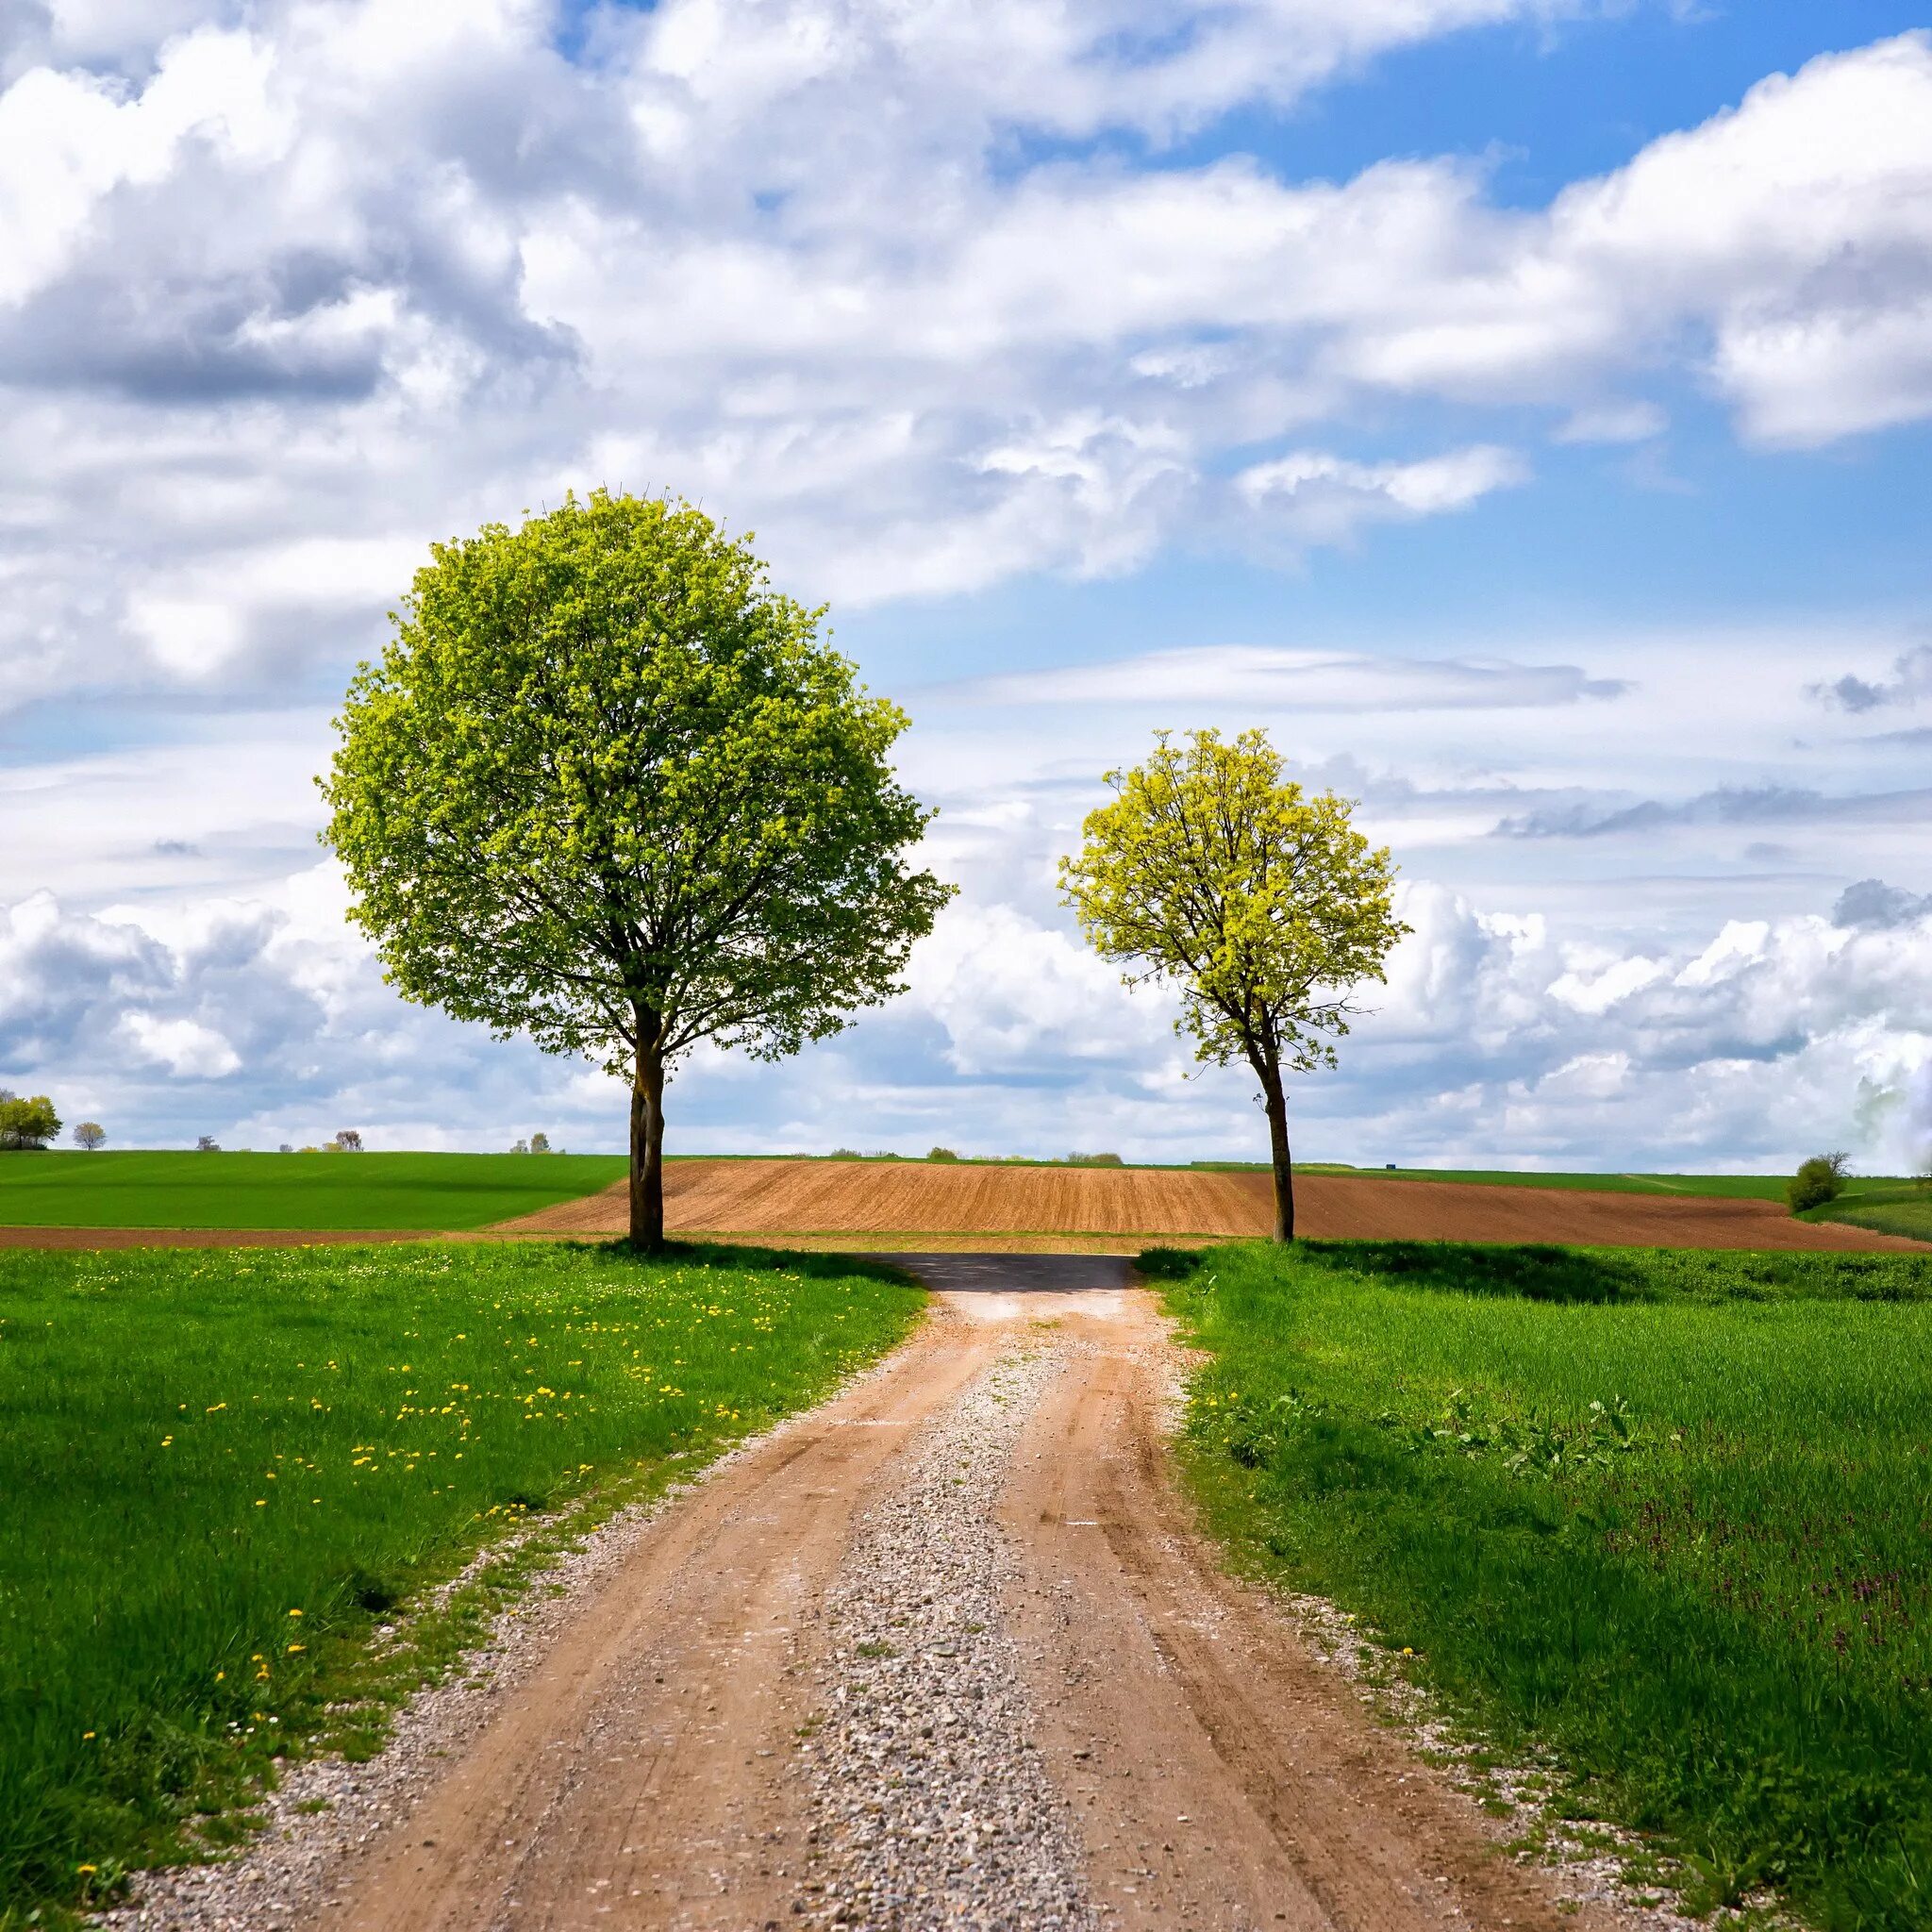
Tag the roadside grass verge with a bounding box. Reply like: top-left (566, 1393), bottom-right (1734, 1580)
top-left (1152, 1238), bottom-right (1932, 1931)
top-left (0, 1239), bottom-right (922, 1925)
top-left (0, 1151), bottom-right (629, 1230)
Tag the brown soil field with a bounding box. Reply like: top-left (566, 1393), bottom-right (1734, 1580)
top-left (500, 1157), bottom-right (1928, 1252)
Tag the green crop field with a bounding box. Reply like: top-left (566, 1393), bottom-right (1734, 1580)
top-left (1154, 1238), bottom-right (1932, 1931)
top-left (0, 1151), bottom-right (626, 1230)
top-left (1807, 1181), bottom-right (1932, 1244)
top-left (0, 1240), bottom-right (922, 1924)
top-left (1326, 1166), bottom-right (1917, 1202)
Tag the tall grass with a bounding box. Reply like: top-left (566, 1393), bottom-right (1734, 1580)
top-left (1157, 1239), bottom-right (1932, 1931)
top-left (0, 1240), bottom-right (921, 1923)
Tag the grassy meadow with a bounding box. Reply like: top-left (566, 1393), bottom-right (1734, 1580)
top-left (1156, 1238), bottom-right (1932, 1931)
top-left (0, 1150), bottom-right (625, 1229)
top-left (0, 1239), bottom-right (922, 1924)
top-left (1806, 1180), bottom-right (1932, 1244)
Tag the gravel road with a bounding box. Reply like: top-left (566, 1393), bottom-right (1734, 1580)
top-left (111, 1257), bottom-right (1687, 1932)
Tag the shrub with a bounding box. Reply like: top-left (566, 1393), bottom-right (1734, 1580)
top-left (926, 1146), bottom-right (960, 1162)
top-left (827, 1148), bottom-right (861, 1159)
top-left (1787, 1155), bottom-right (1845, 1213)
top-left (1069, 1151), bottom-right (1124, 1166)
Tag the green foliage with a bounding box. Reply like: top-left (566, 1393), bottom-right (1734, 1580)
top-left (0, 1240), bottom-right (921, 1921)
top-left (0, 1151), bottom-right (626, 1231)
top-left (0, 1094), bottom-right (60, 1152)
top-left (1159, 1237), bottom-right (1932, 1928)
top-left (321, 488), bottom-right (950, 1078)
top-left (1059, 728), bottom-right (1407, 1079)
top-left (925, 1146), bottom-right (960, 1162)
top-left (1787, 1153), bottom-right (1846, 1212)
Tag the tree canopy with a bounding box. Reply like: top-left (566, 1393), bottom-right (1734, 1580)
top-left (1059, 727), bottom-right (1407, 1240)
top-left (0, 1092), bottom-right (61, 1151)
top-left (322, 490), bottom-right (950, 1244)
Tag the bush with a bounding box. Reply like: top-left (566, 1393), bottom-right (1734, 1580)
top-left (926, 1146), bottom-right (960, 1162)
top-left (1069, 1151), bottom-right (1124, 1166)
top-left (1787, 1154), bottom-right (1846, 1214)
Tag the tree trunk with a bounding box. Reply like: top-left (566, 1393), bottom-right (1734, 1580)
top-left (629, 1041), bottom-right (667, 1251)
top-left (1258, 1063), bottom-right (1293, 1243)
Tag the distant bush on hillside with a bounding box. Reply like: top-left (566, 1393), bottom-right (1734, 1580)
top-left (926, 1146), bottom-right (960, 1162)
top-left (1069, 1151), bottom-right (1124, 1166)
top-left (1788, 1152), bottom-right (1849, 1214)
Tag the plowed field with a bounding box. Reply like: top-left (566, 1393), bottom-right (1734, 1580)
top-left (498, 1158), bottom-right (1927, 1251)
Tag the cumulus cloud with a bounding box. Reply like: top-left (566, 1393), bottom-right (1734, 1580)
top-left (1, 18), bottom-right (1929, 710)
top-left (1813, 641), bottom-right (1932, 714)
top-left (1833, 878), bottom-right (1932, 931)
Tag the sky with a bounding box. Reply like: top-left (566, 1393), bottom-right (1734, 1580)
top-left (3, 0), bottom-right (1931, 1173)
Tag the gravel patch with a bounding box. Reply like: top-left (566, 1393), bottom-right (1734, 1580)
top-left (791, 1345), bottom-right (1097, 1931)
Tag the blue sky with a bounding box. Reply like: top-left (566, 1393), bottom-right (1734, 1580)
top-left (2, 0), bottom-right (1931, 1171)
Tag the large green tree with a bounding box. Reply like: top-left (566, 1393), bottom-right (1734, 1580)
top-left (1059, 728), bottom-right (1407, 1241)
top-left (323, 491), bottom-right (951, 1247)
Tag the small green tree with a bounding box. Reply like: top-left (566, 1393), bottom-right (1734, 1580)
top-left (72, 1122), bottom-right (106, 1151)
top-left (0, 1093), bottom-right (61, 1150)
top-left (1787, 1152), bottom-right (1848, 1214)
top-left (324, 491), bottom-right (951, 1248)
top-left (1060, 728), bottom-right (1408, 1241)
top-left (529, 1131), bottom-right (552, 1155)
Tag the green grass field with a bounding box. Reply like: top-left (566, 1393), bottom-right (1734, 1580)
top-left (0, 1151), bottom-right (626, 1229)
top-left (0, 1240), bottom-right (922, 1924)
top-left (1154, 1238), bottom-right (1932, 1931)
top-left (1807, 1180), bottom-right (1932, 1244)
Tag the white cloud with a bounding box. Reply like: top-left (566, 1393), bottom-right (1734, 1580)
top-left (949, 643), bottom-right (1619, 711)
top-left (118, 1011), bottom-right (242, 1078)
top-left (1, 18), bottom-right (1926, 711)
top-left (1235, 443), bottom-right (1529, 541)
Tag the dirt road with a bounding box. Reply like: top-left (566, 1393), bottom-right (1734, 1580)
top-left (499, 1157), bottom-right (1926, 1252)
top-left (263, 1259), bottom-right (1642, 1932)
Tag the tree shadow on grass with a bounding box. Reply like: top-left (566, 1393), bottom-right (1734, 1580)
top-left (1296, 1240), bottom-right (1649, 1305)
top-left (577, 1238), bottom-right (912, 1287)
